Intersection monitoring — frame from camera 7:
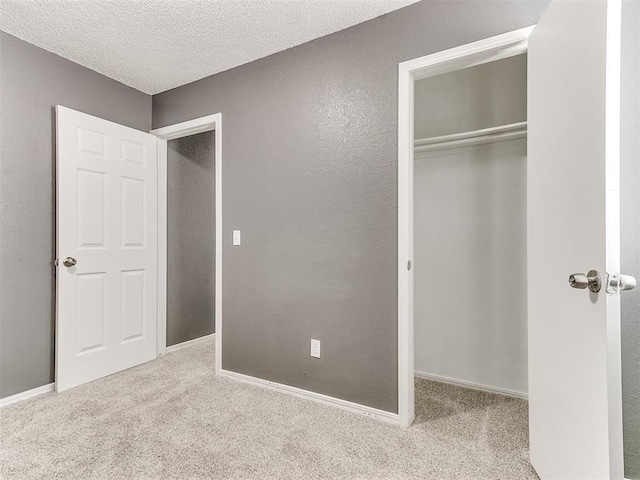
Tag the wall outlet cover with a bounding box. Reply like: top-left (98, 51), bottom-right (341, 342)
top-left (310, 339), bottom-right (321, 358)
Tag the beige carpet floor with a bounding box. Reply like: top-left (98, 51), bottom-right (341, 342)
top-left (1, 340), bottom-right (538, 479)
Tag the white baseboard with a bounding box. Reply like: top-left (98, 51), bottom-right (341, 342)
top-left (415, 371), bottom-right (528, 400)
top-left (220, 369), bottom-right (399, 425)
top-left (0, 383), bottom-right (55, 407)
top-left (165, 333), bottom-right (215, 354)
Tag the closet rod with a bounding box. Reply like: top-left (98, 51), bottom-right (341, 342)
top-left (414, 121), bottom-right (527, 153)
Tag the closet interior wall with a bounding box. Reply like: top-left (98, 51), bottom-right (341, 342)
top-left (413, 54), bottom-right (528, 396)
top-left (167, 131), bottom-right (216, 347)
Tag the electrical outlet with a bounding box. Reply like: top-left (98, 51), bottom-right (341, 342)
top-left (233, 230), bottom-right (241, 246)
top-left (310, 339), bottom-right (321, 358)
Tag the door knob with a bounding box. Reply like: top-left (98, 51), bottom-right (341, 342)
top-left (569, 270), bottom-right (637, 294)
top-left (569, 270), bottom-right (601, 293)
top-left (63, 257), bottom-right (77, 267)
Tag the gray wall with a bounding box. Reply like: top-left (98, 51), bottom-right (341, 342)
top-left (167, 132), bottom-right (215, 346)
top-left (621, 0), bottom-right (640, 477)
top-left (0, 32), bottom-right (152, 399)
top-left (153, 0), bottom-right (548, 413)
top-left (414, 54), bottom-right (527, 139)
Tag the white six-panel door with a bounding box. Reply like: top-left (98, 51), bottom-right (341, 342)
top-left (56, 106), bottom-right (158, 392)
top-left (528, 0), bottom-right (624, 478)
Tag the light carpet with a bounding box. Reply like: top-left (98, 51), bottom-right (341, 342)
top-left (1, 340), bottom-right (538, 479)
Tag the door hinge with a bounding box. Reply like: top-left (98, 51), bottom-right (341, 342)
top-left (407, 260), bottom-right (412, 271)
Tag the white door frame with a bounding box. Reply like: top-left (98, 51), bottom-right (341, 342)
top-left (396, 27), bottom-right (532, 427)
top-left (151, 113), bottom-right (222, 374)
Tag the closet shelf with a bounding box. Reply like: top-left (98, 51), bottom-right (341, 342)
top-left (414, 121), bottom-right (527, 154)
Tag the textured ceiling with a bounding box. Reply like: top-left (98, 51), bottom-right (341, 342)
top-left (0, 0), bottom-right (419, 95)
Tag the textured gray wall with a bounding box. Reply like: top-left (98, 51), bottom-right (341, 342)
top-left (0, 32), bottom-right (151, 399)
top-left (167, 132), bottom-right (215, 346)
top-left (414, 54), bottom-right (527, 139)
top-left (153, 0), bottom-right (548, 413)
top-left (621, 0), bottom-right (640, 477)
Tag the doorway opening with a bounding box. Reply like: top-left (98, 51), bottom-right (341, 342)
top-left (152, 114), bottom-right (223, 372)
top-left (397, 27), bottom-right (532, 427)
top-left (413, 53), bottom-right (528, 399)
top-left (166, 131), bottom-right (215, 348)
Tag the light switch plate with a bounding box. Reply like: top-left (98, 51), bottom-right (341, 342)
top-left (310, 339), bottom-right (321, 358)
top-left (233, 230), bottom-right (241, 246)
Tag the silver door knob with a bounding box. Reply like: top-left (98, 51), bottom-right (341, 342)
top-left (569, 270), bottom-right (601, 293)
top-left (620, 275), bottom-right (637, 291)
top-left (63, 257), bottom-right (77, 267)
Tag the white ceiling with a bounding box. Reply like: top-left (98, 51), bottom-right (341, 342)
top-left (1, 0), bottom-right (419, 95)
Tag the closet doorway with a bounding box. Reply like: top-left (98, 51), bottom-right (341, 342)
top-left (396, 28), bottom-right (531, 430)
top-left (399, 3), bottom-right (630, 475)
top-left (412, 54), bottom-right (528, 399)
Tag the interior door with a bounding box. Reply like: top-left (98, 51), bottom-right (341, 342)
top-left (56, 106), bottom-right (158, 392)
top-left (528, 0), bottom-right (628, 478)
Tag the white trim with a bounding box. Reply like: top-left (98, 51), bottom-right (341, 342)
top-left (220, 369), bottom-right (400, 425)
top-left (165, 333), bottom-right (215, 354)
top-left (151, 114), bottom-right (221, 140)
top-left (151, 113), bottom-right (223, 377)
top-left (397, 26), bottom-right (533, 428)
top-left (605, 0), bottom-right (624, 474)
top-left (406, 28), bottom-right (532, 83)
top-left (1, 383), bottom-right (55, 407)
top-left (397, 51), bottom-right (415, 428)
top-left (156, 138), bottom-right (168, 356)
top-left (414, 371), bottom-right (528, 400)
top-left (414, 122), bottom-right (527, 155)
